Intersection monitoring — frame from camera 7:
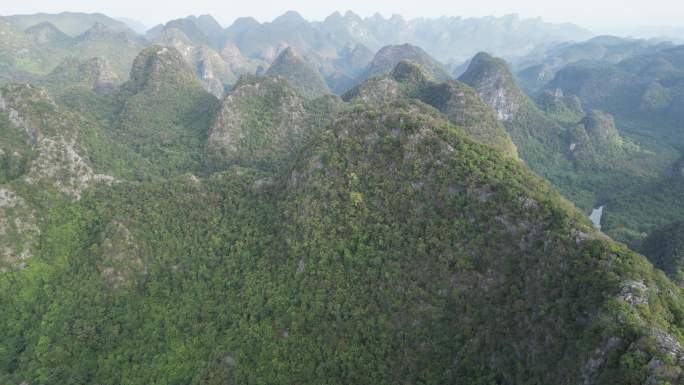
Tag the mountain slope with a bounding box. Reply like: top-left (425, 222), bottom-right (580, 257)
top-left (2, 99), bottom-right (684, 384)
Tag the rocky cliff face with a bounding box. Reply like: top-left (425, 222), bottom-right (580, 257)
top-left (220, 41), bottom-right (258, 75)
top-left (459, 52), bottom-right (526, 121)
top-left (147, 28), bottom-right (236, 98)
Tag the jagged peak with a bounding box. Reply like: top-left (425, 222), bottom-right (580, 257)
top-left (266, 47), bottom-right (330, 99)
top-left (195, 14), bottom-right (223, 28)
top-left (162, 18), bottom-right (212, 46)
top-left (127, 45), bottom-right (199, 93)
top-left (461, 52), bottom-right (512, 80)
top-left (272, 11), bottom-right (307, 25)
top-left (220, 41), bottom-right (247, 65)
top-left (266, 47), bottom-right (305, 73)
top-left (459, 52), bottom-right (527, 120)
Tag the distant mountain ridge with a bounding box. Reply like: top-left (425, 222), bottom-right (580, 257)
top-left (0, 11), bottom-right (592, 97)
top-left (3, 12), bottom-right (130, 36)
top-left (142, 11), bottom-right (591, 62)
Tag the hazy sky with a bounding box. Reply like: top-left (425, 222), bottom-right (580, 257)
top-left (2, 0), bottom-right (683, 32)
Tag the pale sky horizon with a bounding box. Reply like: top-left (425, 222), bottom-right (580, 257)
top-left (1, 0), bottom-right (683, 35)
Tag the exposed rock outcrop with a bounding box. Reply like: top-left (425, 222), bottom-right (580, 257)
top-left (459, 52), bottom-right (525, 121)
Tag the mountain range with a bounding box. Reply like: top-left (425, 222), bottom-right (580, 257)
top-left (1, 10), bottom-right (684, 385)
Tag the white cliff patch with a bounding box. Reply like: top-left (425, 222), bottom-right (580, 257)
top-left (0, 91), bottom-right (40, 141)
top-left (0, 188), bottom-right (39, 268)
top-left (589, 206), bottom-right (604, 230)
top-left (23, 136), bottom-right (114, 199)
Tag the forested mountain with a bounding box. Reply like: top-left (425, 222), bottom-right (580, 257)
top-left (2, 9), bottom-right (684, 385)
top-left (344, 60), bottom-right (518, 158)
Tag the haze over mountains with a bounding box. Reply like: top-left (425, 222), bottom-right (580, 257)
top-left (3, 8), bottom-right (684, 385)
top-left (0, 11), bottom-right (592, 93)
